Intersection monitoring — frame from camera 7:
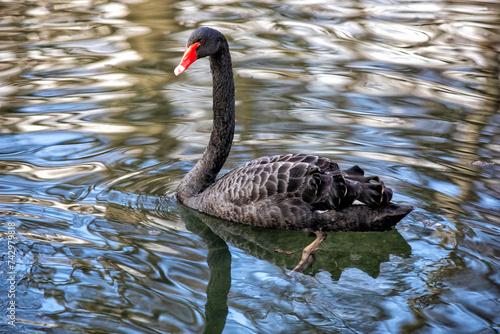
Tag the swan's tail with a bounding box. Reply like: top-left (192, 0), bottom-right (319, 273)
top-left (315, 165), bottom-right (413, 231)
top-left (344, 165), bottom-right (393, 207)
top-left (315, 202), bottom-right (413, 232)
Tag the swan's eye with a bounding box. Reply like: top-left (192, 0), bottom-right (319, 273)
top-left (199, 40), bottom-right (205, 45)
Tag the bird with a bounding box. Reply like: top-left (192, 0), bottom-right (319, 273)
top-left (174, 27), bottom-right (413, 270)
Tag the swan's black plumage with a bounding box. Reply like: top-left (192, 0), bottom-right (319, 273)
top-left (175, 27), bottom-right (413, 232)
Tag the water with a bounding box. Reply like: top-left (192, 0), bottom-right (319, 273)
top-left (0, 0), bottom-right (499, 332)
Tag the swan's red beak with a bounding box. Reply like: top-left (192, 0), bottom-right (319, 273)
top-left (174, 42), bottom-right (200, 76)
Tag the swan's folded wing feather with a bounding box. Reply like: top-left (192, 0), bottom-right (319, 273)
top-left (199, 153), bottom-right (407, 230)
top-left (212, 153), bottom-right (392, 210)
top-left (211, 154), bottom-right (347, 208)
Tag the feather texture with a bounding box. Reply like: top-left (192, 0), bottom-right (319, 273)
top-left (186, 153), bottom-right (406, 231)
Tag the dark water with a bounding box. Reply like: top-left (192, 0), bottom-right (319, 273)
top-left (1, 0), bottom-right (499, 333)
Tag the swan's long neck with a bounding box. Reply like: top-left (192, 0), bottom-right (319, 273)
top-left (177, 42), bottom-right (235, 203)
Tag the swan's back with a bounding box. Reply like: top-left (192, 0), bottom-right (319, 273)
top-left (189, 153), bottom-right (407, 231)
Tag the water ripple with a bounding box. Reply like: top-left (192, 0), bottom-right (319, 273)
top-left (0, 0), bottom-right (499, 333)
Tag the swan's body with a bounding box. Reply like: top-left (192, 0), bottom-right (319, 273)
top-left (175, 27), bottom-right (412, 232)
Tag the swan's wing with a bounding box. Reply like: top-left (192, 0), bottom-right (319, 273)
top-left (211, 153), bottom-right (385, 210)
top-left (200, 153), bottom-right (397, 229)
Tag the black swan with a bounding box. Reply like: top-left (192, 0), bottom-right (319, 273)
top-left (174, 27), bottom-right (413, 269)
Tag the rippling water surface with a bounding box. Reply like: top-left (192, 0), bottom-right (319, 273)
top-left (1, 0), bottom-right (499, 333)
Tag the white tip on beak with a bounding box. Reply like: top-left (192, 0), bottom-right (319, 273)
top-left (174, 64), bottom-right (185, 76)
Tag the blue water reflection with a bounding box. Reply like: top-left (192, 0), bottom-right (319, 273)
top-left (0, 0), bottom-right (499, 333)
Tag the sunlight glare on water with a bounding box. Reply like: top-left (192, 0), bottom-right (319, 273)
top-left (0, 0), bottom-right (499, 333)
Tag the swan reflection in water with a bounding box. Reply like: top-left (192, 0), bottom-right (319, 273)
top-left (102, 25), bottom-right (415, 332)
top-left (179, 205), bottom-right (411, 277)
top-left (173, 27), bottom-right (413, 269)
top-left (103, 193), bottom-right (410, 333)
top-left (178, 204), bottom-right (411, 333)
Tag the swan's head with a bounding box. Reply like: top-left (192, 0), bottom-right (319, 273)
top-left (174, 27), bottom-right (225, 76)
